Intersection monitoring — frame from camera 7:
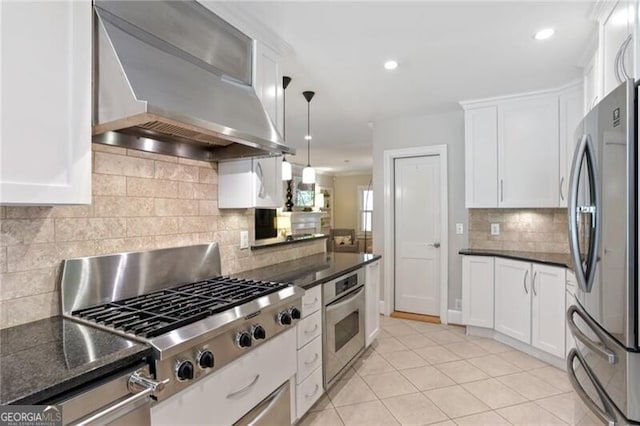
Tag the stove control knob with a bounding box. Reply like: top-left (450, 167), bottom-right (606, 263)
top-left (197, 350), bottom-right (215, 369)
top-left (289, 307), bottom-right (302, 320)
top-left (252, 325), bottom-right (266, 340)
top-left (278, 311), bottom-right (292, 326)
top-left (236, 331), bottom-right (252, 348)
top-left (176, 360), bottom-right (195, 381)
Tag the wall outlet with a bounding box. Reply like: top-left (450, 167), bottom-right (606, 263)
top-left (490, 223), bottom-right (500, 235)
top-left (455, 298), bottom-right (462, 310)
top-left (456, 223), bottom-right (464, 235)
top-left (240, 230), bottom-right (249, 249)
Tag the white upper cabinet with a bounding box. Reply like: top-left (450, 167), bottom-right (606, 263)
top-left (1, 0), bottom-right (91, 205)
top-left (498, 95), bottom-right (559, 208)
top-left (462, 83), bottom-right (582, 209)
top-left (464, 107), bottom-right (498, 208)
top-left (601, 1), bottom-right (634, 97)
top-left (254, 41), bottom-right (284, 137)
top-left (218, 157), bottom-right (283, 209)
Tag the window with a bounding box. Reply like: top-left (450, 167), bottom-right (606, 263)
top-left (358, 186), bottom-right (373, 233)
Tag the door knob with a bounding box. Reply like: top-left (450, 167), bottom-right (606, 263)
top-left (428, 242), bottom-right (441, 248)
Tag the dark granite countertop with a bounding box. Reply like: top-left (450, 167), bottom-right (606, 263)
top-left (459, 248), bottom-right (572, 269)
top-left (0, 317), bottom-right (152, 405)
top-left (235, 252), bottom-right (382, 289)
top-left (250, 234), bottom-right (328, 250)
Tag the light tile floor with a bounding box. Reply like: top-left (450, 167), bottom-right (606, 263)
top-left (299, 316), bottom-right (604, 426)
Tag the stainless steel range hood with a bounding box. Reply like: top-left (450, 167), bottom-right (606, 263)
top-left (93, 1), bottom-right (293, 161)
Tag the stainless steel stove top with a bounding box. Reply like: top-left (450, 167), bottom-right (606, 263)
top-left (61, 244), bottom-right (304, 401)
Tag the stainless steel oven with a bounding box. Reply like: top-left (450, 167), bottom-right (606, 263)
top-left (323, 268), bottom-right (365, 388)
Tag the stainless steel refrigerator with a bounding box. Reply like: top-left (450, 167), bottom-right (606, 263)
top-left (567, 79), bottom-right (639, 425)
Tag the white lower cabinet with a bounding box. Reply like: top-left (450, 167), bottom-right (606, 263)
top-left (531, 264), bottom-right (566, 358)
top-left (495, 258), bottom-right (532, 343)
top-left (150, 329), bottom-right (296, 426)
top-left (462, 256), bottom-right (494, 328)
top-left (365, 260), bottom-right (381, 346)
top-left (294, 286), bottom-right (323, 421)
top-left (566, 271), bottom-right (578, 358)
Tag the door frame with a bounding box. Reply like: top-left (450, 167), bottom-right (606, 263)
top-left (383, 145), bottom-right (449, 323)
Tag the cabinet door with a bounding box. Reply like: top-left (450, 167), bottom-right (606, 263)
top-left (464, 106), bottom-right (498, 208)
top-left (498, 96), bottom-right (559, 207)
top-left (558, 86), bottom-right (584, 208)
top-left (494, 258), bottom-right (531, 343)
top-left (584, 50), bottom-right (600, 112)
top-left (1, 0), bottom-right (91, 205)
top-left (254, 41), bottom-right (283, 137)
top-left (602, 2), bottom-right (633, 97)
top-left (365, 260), bottom-right (381, 346)
top-left (218, 159), bottom-right (254, 208)
top-left (462, 256), bottom-right (494, 328)
top-left (253, 157), bottom-right (283, 208)
top-left (531, 264), bottom-right (566, 358)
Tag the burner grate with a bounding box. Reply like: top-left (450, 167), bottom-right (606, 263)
top-left (72, 276), bottom-right (290, 338)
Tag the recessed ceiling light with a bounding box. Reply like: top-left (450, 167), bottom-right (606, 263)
top-left (384, 60), bottom-right (398, 70)
top-left (534, 28), bottom-right (555, 40)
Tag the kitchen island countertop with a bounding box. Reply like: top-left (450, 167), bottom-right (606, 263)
top-left (459, 248), bottom-right (572, 269)
top-left (235, 252), bottom-right (382, 289)
top-left (0, 316), bottom-right (152, 405)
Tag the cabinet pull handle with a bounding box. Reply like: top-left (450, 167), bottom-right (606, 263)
top-left (532, 271), bottom-right (538, 296)
top-left (614, 39), bottom-right (624, 84)
top-left (305, 324), bottom-right (319, 334)
top-left (305, 384), bottom-right (320, 399)
top-left (304, 297), bottom-right (318, 306)
top-left (304, 353), bottom-right (319, 365)
top-left (500, 179), bottom-right (504, 202)
top-left (226, 374), bottom-right (260, 399)
top-left (620, 35), bottom-right (633, 81)
top-left (523, 270), bottom-right (529, 294)
top-left (560, 177), bottom-right (565, 201)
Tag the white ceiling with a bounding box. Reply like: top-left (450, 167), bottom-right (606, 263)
top-left (233, 1), bottom-right (598, 174)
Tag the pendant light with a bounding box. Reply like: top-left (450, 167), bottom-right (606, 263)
top-left (302, 90), bottom-right (316, 184)
top-left (281, 76), bottom-right (292, 181)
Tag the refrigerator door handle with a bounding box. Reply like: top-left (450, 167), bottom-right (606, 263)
top-left (568, 134), bottom-right (601, 293)
top-left (566, 349), bottom-right (617, 426)
top-left (567, 305), bottom-right (618, 365)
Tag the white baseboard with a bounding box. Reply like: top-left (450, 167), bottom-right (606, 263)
top-left (447, 309), bottom-right (463, 325)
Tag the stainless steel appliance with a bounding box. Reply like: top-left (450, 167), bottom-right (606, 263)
top-left (323, 268), bottom-right (366, 388)
top-left (234, 381), bottom-right (291, 426)
top-left (92, 1), bottom-right (293, 161)
top-left (566, 79), bottom-right (640, 424)
top-left (61, 243), bottom-right (304, 405)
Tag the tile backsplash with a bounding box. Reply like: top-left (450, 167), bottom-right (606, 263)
top-left (0, 144), bottom-right (325, 329)
top-left (469, 208), bottom-right (568, 253)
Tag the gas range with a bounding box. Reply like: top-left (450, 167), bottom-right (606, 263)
top-left (61, 243), bottom-right (304, 401)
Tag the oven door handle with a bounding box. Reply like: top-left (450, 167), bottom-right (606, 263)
top-left (325, 287), bottom-right (365, 312)
top-left (567, 305), bottom-right (617, 365)
top-left (566, 349), bottom-right (616, 426)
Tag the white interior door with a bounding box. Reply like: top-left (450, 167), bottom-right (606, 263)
top-left (394, 155), bottom-right (441, 316)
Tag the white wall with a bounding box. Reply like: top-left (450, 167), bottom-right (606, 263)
top-left (372, 111), bottom-right (467, 310)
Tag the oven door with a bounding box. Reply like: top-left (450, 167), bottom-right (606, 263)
top-left (324, 285), bottom-right (365, 388)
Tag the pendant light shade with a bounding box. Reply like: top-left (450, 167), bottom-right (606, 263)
top-left (302, 90), bottom-right (316, 184)
top-left (282, 76), bottom-right (293, 181)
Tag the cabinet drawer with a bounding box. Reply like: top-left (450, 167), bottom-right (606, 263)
top-left (301, 286), bottom-right (321, 317)
top-left (296, 367), bottom-right (323, 419)
top-left (297, 336), bottom-right (322, 384)
top-left (151, 329), bottom-right (296, 426)
top-left (297, 310), bottom-right (322, 349)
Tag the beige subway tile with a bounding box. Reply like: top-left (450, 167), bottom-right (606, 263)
top-left (4, 206), bottom-right (53, 219)
top-left (154, 234), bottom-right (200, 249)
top-left (198, 200), bottom-right (220, 216)
top-left (127, 197), bottom-right (155, 217)
top-left (178, 157), bottom-right (213, 167)
top-left (218, 214), bottom-right (250, 231)
top-left (6, 243), bottom-right (58, 272)
top-left (213, 230), bottom-right (239, 245)
top-left (178, 182), bottom-right (216, 200)
top-left (92, 143), bottom-right (127, 155)
top-left (536, 242), bottom-right (569, 254)
top-left (0, 207), bottom-right (5, 219)
top-left (127, 177), bottom-right (178, 198)
top-left (93, 174), bottom-right (127, 196)
top-left (55, 218), bottom-right (127, 242)
top-left (487, 212), bottom-right (504, 222)
top-left (1, 219), bottom-right (55, 246)
top-left (127, 149), bottom-right (177, 163)
top-left (199, 167), bottom-right (218, 184)
top-left (95, 237), bottom-right (156, 255)
top-left (94, 196), bottom-right (128, 217)
top-left (1, 268), bottom-right (57, 301)
top-left (95, 152), bottom-right (155, 178)
top-left (178, 216), bottom-right (217, 233)
top-left (154, 198), bottom-right (199, 217)
top-left (155, 161), bottom-right (200, 182)
top-left (0, 247), bottom-right (6, 273)
top-left (503, 212), bottom-right (520, 223)
top-left (4, 291), bottom-right (59, 328)
top-left (471, 240), bottom-right (503, 250)
top-left (57, 241), bottom-right (98, 260)
top-left (0, 301), bottom-right (7, 329)
top-left (197, 232), bottom-right (216, 243)
top-left (126, 217), bottom-right (178, 237)
top-left (51, 204), bottom-right (94, 218)
top-left (502, 241), bottom-right (537, 252)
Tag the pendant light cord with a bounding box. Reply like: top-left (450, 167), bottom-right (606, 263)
top-left (307, 100), bottom-right (311, 166)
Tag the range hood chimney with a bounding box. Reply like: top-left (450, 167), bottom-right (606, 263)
top-left (92, 1), bottom-right (293, 161)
